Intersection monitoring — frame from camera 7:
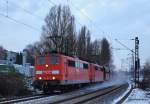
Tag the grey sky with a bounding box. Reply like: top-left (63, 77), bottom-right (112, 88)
top-left (0, 0), bottom-right (149, 69)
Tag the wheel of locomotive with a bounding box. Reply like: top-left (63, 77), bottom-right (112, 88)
top-left (59, 85), bottom-right (66, 93)
top-left (42, 82), bottom-right (52, 94)
top-left (77, 84), bottom-right (82, 89)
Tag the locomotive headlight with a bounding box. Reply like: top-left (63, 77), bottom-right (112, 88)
top-left (45, 64), bottom-right (48, 68)
top-left (36, 70), bottom-right (42, 74)
top-left (39, 77), bottom-right (42, 80)
top-left (52, 70), bottom-right (59, 74)
top-left (52, 76), bottom-right (56, 80)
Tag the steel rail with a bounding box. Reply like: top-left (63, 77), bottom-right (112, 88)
top-left (49, 83), bottom-right (127, 104)
top-left (116, 85), bottom-right (133, 104)
top-left (0, 94), bottom-right (48, 104)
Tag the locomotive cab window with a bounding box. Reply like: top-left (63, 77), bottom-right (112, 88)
top-left (38, 57), bottom-right (45, 64)
top-left (49, 55), bottom-right (59, 64)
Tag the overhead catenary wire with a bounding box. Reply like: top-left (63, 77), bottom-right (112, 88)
top-left (115, 39), bottom-right (135, 53)
top-left (6, 0), bottom-right (8, 17)
top-left (47, 0), bottom-right (56, 5)
top-left (0, 0), bottom-right (42, 32)
top-left (111, 47), bottom-right (129, 51)
top-left (0, 13), bottom-right (41, 32)
top-left (2, 0), bottom-right (44, 21)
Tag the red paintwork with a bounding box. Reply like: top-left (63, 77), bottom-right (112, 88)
top-left (90, 64), bottom-right (104, 82)
top-left (34, 53), bottom-right (110, 85)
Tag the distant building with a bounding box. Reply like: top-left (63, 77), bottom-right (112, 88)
top-left (0, 50), bottom-right (34, 77)
top-left (14, 50), bottom-right (34, 77)
top-left (23, 51), bottom-right (27, 66)
top-left (7, 51), bottom-right (17, 65)
top-left (0, 60), bottom-right (7, 65)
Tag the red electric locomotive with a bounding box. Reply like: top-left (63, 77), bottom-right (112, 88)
top-left (33, 53), bottom-right (110, 93)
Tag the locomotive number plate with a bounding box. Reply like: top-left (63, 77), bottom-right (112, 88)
top-left (43, 70), bottom-right (52, 74)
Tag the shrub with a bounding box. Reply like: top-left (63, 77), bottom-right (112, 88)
top-left (0, 72), bottom-right (31, 97)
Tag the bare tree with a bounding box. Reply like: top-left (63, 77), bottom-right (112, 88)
top-left (33, 41), bottom-right (48, 55)
top-left (77, 26), bottom-right (90, 59)
top-left (100, 38), bottom-right (112, 66)
top-left (85, 31), bottom-right (93, 60)
top-left (91, 40), bottom-right (100, 63)
top-left (41, 5), bottom-right (76, 53)
top-left (64, 16), bottom-right (77, 56)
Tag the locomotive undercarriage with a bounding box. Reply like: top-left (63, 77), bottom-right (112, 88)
top-left (33, 80), bottom-right (87, 94)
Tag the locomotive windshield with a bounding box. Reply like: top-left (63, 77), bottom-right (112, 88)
top-left (38, 57), bottom-right (45, 64)
top-left (49, 54), bottom-right (59, 64)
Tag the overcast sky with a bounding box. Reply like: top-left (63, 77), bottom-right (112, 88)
top-left (0, 0), bottom-right (150, 70)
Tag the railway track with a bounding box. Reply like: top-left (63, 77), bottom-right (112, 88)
top-left (0, 83), bottom-right (128, 104)
top-left (116, 84), bottom-right (133, 104)
top-left (49, 83), bottom-right (127, 104)
top-left (0, 94), bottom-right (48, 104)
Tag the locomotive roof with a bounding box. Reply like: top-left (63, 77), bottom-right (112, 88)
top-left (36, 53), bottom-right (106, 67)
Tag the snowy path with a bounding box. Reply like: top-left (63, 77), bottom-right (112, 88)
top-left (123, 88), bottom-right (150, 104)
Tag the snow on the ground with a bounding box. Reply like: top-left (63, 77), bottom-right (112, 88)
top-left (112, 82), bottom-right (132, 104)
top-left (123, 88), bottom-right (150, 104)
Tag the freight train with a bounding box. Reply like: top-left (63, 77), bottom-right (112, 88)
top-left (33, 53), bottom-right (110, 93)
